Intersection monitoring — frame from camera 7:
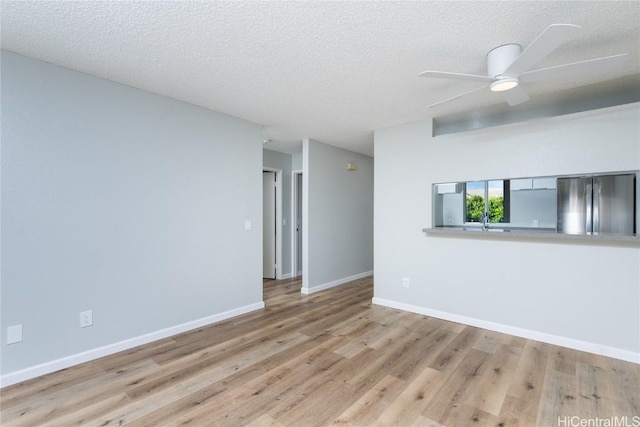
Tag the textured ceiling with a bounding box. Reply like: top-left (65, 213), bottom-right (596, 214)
top-left (2, 1), bottom-right (639, 156)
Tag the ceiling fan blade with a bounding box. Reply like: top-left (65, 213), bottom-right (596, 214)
top-left (501, 85), bottom-right (530, 106)
top-left (505, 24), bottom-right (581, 76)
top-left (426, 86), bottom-right (487, 108)
top-left (418, 70), bottom-right (494, 83)
top-left (519, 54), bottom-right (629, 83)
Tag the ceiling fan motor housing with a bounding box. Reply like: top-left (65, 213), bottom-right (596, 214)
top-left (487, 44), bottom-right (522, 77)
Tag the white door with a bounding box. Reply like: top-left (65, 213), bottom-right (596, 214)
top-left (263, 171), bottom-right (276, 279)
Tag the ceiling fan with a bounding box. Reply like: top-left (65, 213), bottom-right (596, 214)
top-left (418, 24), bottom-right (629, 108)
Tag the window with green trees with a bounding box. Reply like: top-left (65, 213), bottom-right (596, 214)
top-left (465, 180), bottom-right (509, 223)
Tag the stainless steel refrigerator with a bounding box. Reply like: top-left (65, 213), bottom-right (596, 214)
top-left (557, 174), bottom-right (636, 235)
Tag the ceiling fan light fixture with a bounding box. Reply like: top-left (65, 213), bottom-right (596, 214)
top-left (490, 78), bottom-right (519, 92)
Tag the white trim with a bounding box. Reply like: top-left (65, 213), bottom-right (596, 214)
top-left (0, 302), bottom-right (265, 388)
top-left (291, 169), bottom-right (303, 279)
top-left (371, 297), bottom-right (639, 364)
top-left (263, 167), bottom-right (283, 279)
top-left (302, 141), bottom-right (310, 292)
top-left (281, 273), bottom-right (293, 279)
top-left (301, 271), bottom-right (373, 295)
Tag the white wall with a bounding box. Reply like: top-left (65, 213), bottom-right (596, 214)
top-left (374, 103), bottom-right (640, 361)
top-left (302, 139), bottom-right (374, 294)
top-left (263, 149), bottom-right (293, 277)
top-left (1, 51), bottom-right (264, 383)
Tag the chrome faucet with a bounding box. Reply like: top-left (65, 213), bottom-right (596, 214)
top-left (481, 211), bottom-right (490, 230)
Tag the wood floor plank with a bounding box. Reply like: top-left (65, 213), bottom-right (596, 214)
top-left (387, 328), bottom-right (457, 381)
top-left (325, 310), bottom-right (377, 338)
top-left (297, 300), bottom-right (370, 337)
top-left (498, 394), bottom-right (536, 427)
top-left (373, 366), bottom-right (445, 426)
top-left (0, 359), bottom-right (158, 426)
top-left (124, 333), bottom-right (338, 427)
top-left (427, 325), bottom-right (482, 376)
top-left (2, 276), bottom-right (638, 427)
top-left (95, 333), bottom-right (310, 426)
top-left (39, 392), bottom-right (131, 427)
top-left (0, 361), bottom-right (107, 410)
top-left (422, 348), bottom-right (493, 424)
top-left (464, 343), bottom-right (521, 416)
top-left (193, 357), bottom-right (344, 426)
top-left (123, 381), bottom-right (231, 427)
top-left (605, 356), bottom-right (640, 417)
top-left (575, 361), bottom-right (615, 421)
top-left (170, 337), bottom-right (349, 426)
top-left (451, 404), bottom-right (500, 427)
top-left (211, 332), bottom-right (337, 392)
top-left (411, 415), bottom-right (446, 427)
top-left (126, 320), bottom-right (308, 399)
top-left (333, 323), bottom-right (394, 358)
top-left (244, 413), bottom-right (286, 427)
top-left (344, 330), bottom-right (424, 389)
top-left (331, 374), bottom-right (406, 426)
top-left (473, 329), bottom-right (502, 354)
top-left (535, 368), bottom-right (578, 426)
top-left (96, 338), bottom-right (177, 372)
top-left (266, 347), bottom-right (384, 426)
top-left (368, 323), bottom-right (416, 350)
top-left (507, 340), bottom-right (551, 401)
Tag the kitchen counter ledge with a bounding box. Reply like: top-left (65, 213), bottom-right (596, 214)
top-left (423, 227), bottom-right (640, 244)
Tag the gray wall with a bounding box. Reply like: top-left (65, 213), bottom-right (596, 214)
top-left (303, 139), bottom-right (373, 293)
top-left (374, 103), bottom-right (640, 358)
top-left (292, 152), bottom-right (302, 171)
top-left (1, 51), bottom-right (264, 376)
top-left (263, 149), bottom-right (292, 277)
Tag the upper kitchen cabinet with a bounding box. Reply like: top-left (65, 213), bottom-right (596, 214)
top-left (532, 177), bottom-right (556, 190)
top-left (511, 178), bottom-right (533, 191)
top-left (511, 177), bottom-right (556, 191)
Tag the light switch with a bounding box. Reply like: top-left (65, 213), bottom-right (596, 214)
top-left (244, 220), bottom-right (252, 231)
top-left (283, 218), bottom-right (287, 226)
top-left (7, 324), bottom-right (22, 344)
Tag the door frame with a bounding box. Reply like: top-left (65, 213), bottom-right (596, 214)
top-left (291, 170), bottom-right (303, 278)
top-left (263, 167), bottom-right (283, 279)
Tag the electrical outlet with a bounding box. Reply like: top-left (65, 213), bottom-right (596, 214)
top-left (402, 277), bottom-right (410, 288)
top-left (80, 310), bottom-right (93, 328)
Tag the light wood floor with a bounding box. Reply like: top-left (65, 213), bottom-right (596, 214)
top-left (1, 276), bottom-right (638, 426)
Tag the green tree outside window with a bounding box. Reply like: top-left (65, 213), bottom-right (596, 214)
top-left (466, 195), bottom-right (505, 223)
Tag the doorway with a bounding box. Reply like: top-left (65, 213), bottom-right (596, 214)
top-left (263, 171), bottom-right (276, 279)
top-left (263, 168), bottom-right (283, 280)
top-left (292, 170), bottom-right (303, 278)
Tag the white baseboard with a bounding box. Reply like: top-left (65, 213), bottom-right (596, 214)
top-left (301, 271), bottom-right (373, 295)
top-left (281, 273), bottom-right (293, 279)
top-left (0, 301), bottom-right (265, 388)
top-left (372, 297), bottom-right (639, 364)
